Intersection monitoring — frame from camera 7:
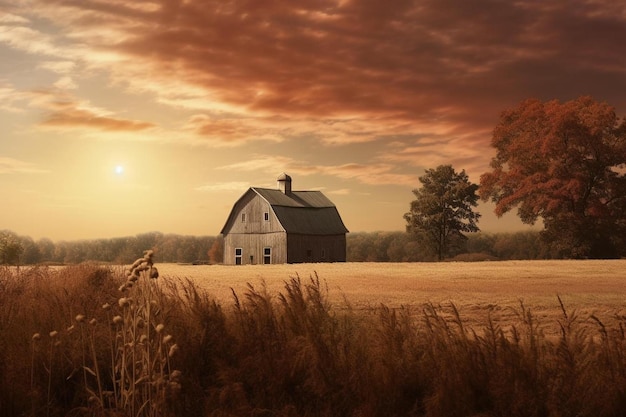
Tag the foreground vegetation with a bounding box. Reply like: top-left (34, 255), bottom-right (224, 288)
top-left (1, 261), bottom-right (625, 417)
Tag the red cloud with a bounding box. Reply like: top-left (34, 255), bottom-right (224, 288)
top-left (8, 0), bottom-right (626, 176)
top-left (19, 89), bottom-right (156, 132)
top-left (41, 107), bottom-right (155, 131)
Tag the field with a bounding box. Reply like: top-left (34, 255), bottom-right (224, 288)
top-left (2, 259), bottom-right (626, 417)
top-left (160, 259), bottom-right (626, 334)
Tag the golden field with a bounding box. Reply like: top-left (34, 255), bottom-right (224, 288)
top-left (160, 259), bottom-right (626, 334)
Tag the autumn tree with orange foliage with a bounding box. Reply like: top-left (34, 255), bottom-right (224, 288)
top-left (480, 96), bottom-right (626, 258)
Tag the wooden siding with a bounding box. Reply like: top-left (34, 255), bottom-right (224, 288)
top-left (223, 193), bottom-right (287, 264)
top-left (224, 232), bottom-right (287, 264)
top-left (224, 233), bottom-right (346, 264)
top-left (286, 234), bottom-right (346, 263)
top-left (225, 193), bottom-right (284, 235)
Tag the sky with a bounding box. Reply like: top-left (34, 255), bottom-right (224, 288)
top-left (2, 0), bottom-right (626, 241)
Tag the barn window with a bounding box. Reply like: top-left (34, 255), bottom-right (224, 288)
top-left (264, 212), bottom-right (269, 221)
top-left (235, 248), bottom-right (243, 265)
top-left (241, 213), bottom-right (246, 222)
top-left (263, 247), bottom-right (271, 264)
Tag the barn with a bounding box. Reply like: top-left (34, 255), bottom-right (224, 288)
top-left (220, 174), bottom-right (349, 264)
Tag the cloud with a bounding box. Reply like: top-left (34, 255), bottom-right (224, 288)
top-left (328, 188), bottom-right (351, 195)
top-left (0, 157), bottom-right (48, 174)
top-left (0, 13), bottom-right (30, 25)
top-left (39, 60), bottom-right (76, 74)
top-left (195, 181), bottom-right (251, 192)
top-left (217, 155), bottom-right (418, 186)
top-left (0, 83), bottom-right (31, 112)
top-left (4, 0), bottom-right (626, 169)
top-left (4, 87), bottom-right (156, 133)
top-left (185, 114), bottom-right (287, 146)
top-left (216, 155), bottom-right (297, 174)
top-left (0, 24), bottom-right (77, 59)
top-left (41, 106), bottom-right (155, 132)
top-left (323, 163), bottom-right (418, 186)
top-left (379, 130), bottom-right (494, 180)
top-left (53, 76), bottom-right (77, 90)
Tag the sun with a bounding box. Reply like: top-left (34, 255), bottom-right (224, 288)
top-left (115, 165), bottom-right (124, 175)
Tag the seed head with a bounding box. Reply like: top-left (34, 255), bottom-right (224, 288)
top-left (168, 344), bottom-right (179, 358)
top-left (163, 334), bottom-right (173, 344)
top-left (89, 318), bottom-right (97, 326)
top-left (168, 381), bottom-right (182, 395)
top-left (102, 303), bottom-right (111, 310)
top-left (139, 334), bottom-right (148, 344)
top-left (155, 323), bottom-right (165, 333)
top-left (112, 315), bottom-right (123, 325)
top-left (118, 297), bottom-right (130, 308)
top-left (32, 333), bottom-right (41, 342)
top-left (149, 267), bottom-right (159, 279)
top-left (49, 330), bottom-right (58, 338)
top-left (75, 314), bottom-right (86, 323)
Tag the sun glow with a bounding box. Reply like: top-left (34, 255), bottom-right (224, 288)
top-left (115, 165), bottom-right (124, 175)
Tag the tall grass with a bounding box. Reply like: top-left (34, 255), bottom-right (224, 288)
top-left (0, 260), bottom-right (625, 417)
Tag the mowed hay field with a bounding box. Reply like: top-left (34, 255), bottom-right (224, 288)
top-left (160, 259), bottom-right (626, 334)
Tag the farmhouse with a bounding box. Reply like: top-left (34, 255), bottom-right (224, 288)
top-left (220, 174), bottom-right (349, 264)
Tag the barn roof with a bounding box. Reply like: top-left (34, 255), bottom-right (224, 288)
top-left (253, 188), bottom-right (336, 208)
top-left (220, 187), bottom-right (349, 235)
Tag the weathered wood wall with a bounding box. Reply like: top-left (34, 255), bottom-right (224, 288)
top-left (287, 234), bottom-right (347, 263)
top-left (226, 194), bottom-right (283, 234)
top-left (223, 194), bottom-right (288, 264)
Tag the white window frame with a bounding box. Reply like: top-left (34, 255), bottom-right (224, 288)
top-left (235, 248), bottom-right (243, 265)
top-left (263, 247), bottom-right (271, 264)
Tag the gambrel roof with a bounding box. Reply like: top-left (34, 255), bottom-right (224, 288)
top-left (220, 187), bottom-right (349, 235)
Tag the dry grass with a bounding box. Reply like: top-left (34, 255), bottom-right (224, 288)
top-left (2, 259), bottom-right (625, 417)
top-left (160, 260), bottom-right (626, 334)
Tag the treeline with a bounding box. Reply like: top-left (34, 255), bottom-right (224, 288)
top-left (2, 229), bottom-right (564, 265)
top-left (0, 230), bottom-right (218, 265)
top-left (348, 230), bottom-right (559, 262)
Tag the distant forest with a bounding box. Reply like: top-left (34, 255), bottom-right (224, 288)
top-left (1, 229), bottom-right (563, 265)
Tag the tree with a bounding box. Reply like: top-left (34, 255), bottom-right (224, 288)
top-left (480, 96), bottom-right (626, 258)
top-left (208, 235), bottom-right (224, 264)
top-left (404, 165), bottom-right (481, 261)
top-left (36, 237), bottom-right (56, 262)
top-left (0, 231), bottom-right (24, 266)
